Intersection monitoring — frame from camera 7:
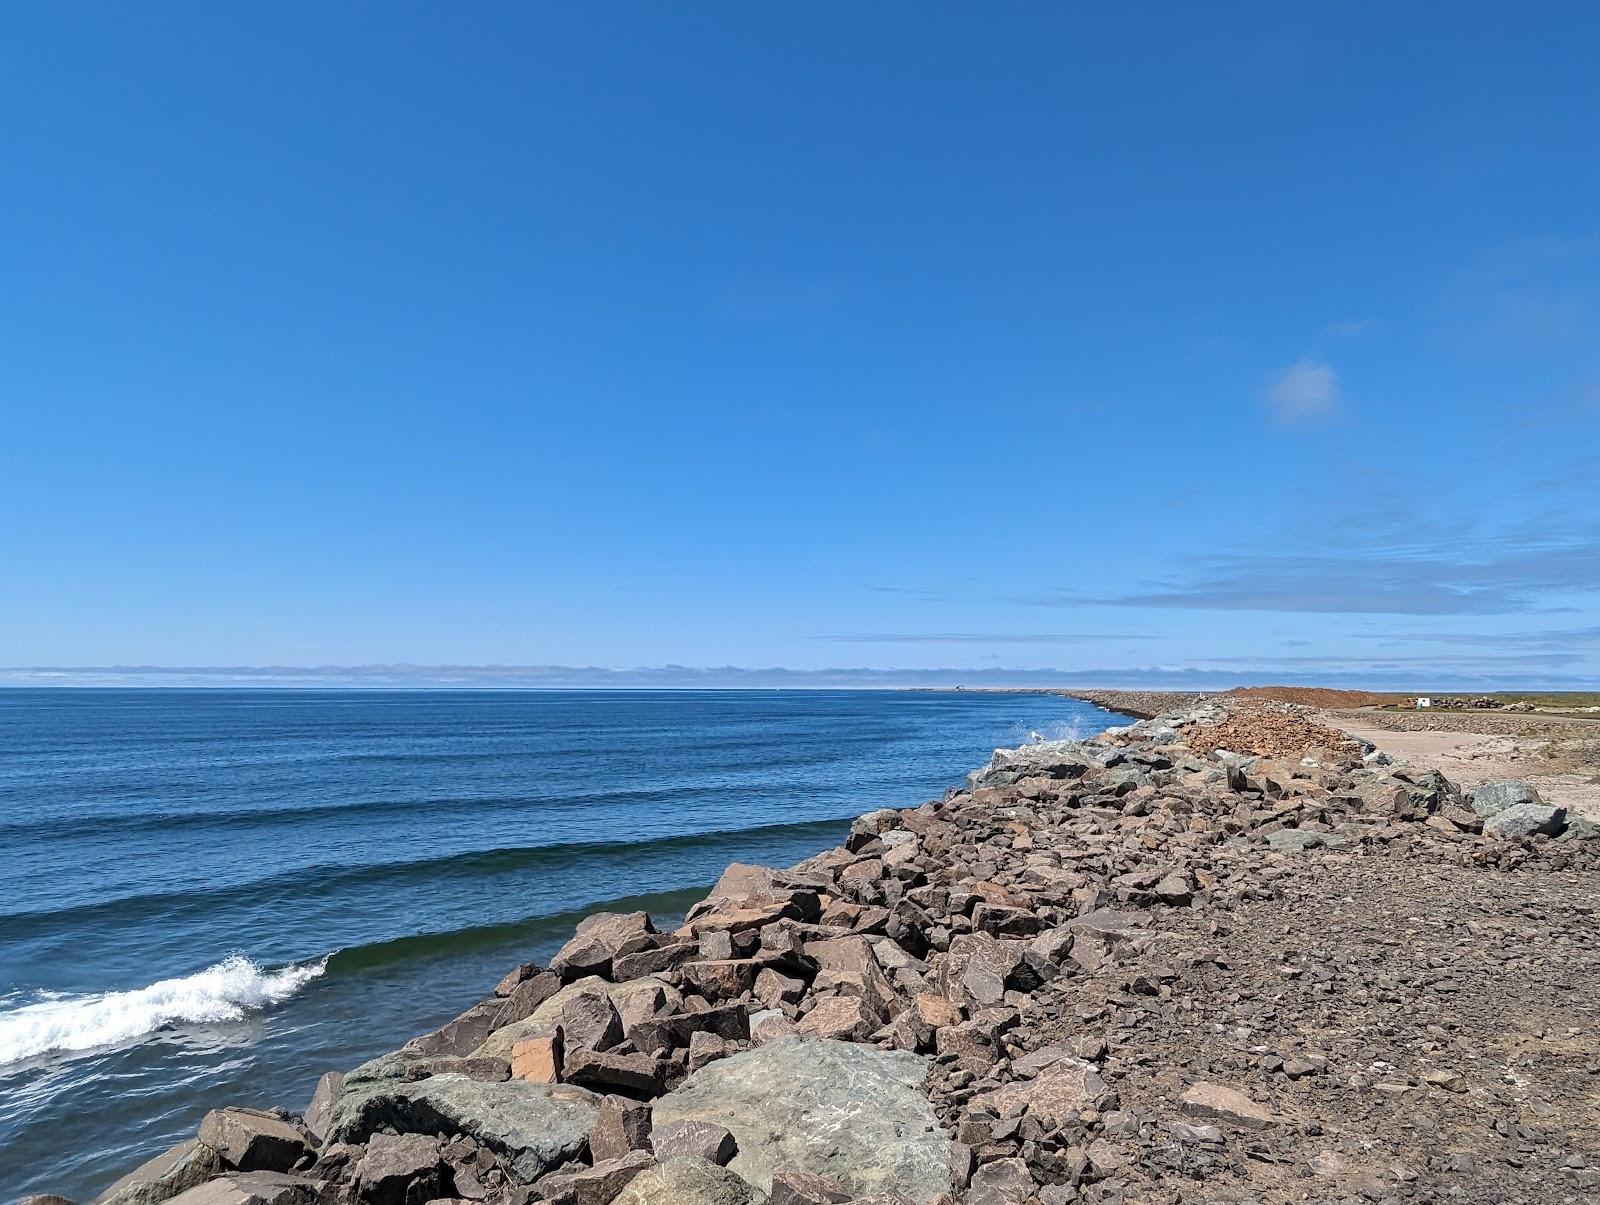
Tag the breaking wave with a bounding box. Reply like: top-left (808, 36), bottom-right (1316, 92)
top-left (0, 954), bottom-right (326, 1067)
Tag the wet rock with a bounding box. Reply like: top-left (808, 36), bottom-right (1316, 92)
top-left (651, 1037), bottom-right (951, 1202)
top-left (196, 1109), bottom-right (310, 1174)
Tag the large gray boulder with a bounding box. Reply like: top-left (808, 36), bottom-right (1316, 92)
top-left (650, 1036), bottom-right (951, 1204)
top-left (613, 1158), bottom-right (768, 1205)
top-left (325, 1072), bottom-right (597, 1183)
top-left (1483, 802), bottom-right (1567, 839)
top-left (94, 1139), bottom-right (225, 1205)
top-left (966, 741), bottom-right (1091, 790)
top-left (1468, 780), bottom-right (1543, 818)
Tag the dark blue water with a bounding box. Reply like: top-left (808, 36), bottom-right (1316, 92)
top-left (0, 688), bottom-right (1114, 1201)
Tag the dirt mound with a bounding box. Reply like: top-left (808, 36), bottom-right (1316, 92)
top-left (1190, 701), bottom-right (1362, 759)
top-left (1228, 686), bottom-right (1405, 708)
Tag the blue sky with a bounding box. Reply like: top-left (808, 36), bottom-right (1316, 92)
top-left (2, 4), bottom-right (1597, 688)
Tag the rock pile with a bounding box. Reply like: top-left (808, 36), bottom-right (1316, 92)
top-left (52, 700), bottom-right (1600, 1205)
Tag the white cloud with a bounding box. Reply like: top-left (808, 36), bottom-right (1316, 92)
top-left (1265, 358), bottom-right (1340, 422)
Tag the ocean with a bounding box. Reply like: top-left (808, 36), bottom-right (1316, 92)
top-left (0, 688), bottom-right (1117, 1201)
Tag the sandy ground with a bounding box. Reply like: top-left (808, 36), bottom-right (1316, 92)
top-left (1325, 708), bottom-right (1600, 822)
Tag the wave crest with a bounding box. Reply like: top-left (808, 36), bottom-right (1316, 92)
top-left (0, 954), bottom-right (326, 1067)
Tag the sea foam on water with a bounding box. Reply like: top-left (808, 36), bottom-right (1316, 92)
top-left (0, 954), bottom-right (326, 1067)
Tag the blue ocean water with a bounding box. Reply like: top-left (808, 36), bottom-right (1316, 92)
top-left (0, 688), bottom-right (1116, 1201)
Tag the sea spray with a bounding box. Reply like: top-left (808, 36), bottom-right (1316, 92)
top-left (0, 954), bottom-right (326, 1067)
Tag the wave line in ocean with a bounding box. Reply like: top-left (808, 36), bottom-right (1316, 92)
top-left (0, 954), bottom-right (326, 1068)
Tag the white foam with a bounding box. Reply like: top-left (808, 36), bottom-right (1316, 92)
top-left (0, 954), bottom-right (326, 1066)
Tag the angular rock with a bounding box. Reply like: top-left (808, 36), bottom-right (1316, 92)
top-left (404, 1001), bottom-right (501, 1058)
top-left (302, 1072), bottom-right (343, 1145)
top-left (353, 1133), bottom-right (445, 1205)
top-left (326, 1072), bottom-right (599, 1183)
top-left (551, 912), bottom-right (657, 981)
top-left (612, 1157), bottom-right (768, 1205)
top-left (197, 1109), bottom-right (310, 1174)
top-left (562, 1047), bottom-right (669, 1097)
top-left (1179, 1081), bottom-right (1279, 1129)
top-left (512, 1029), bottom-right (564, 1083)
top-left (970, 1059), bottom-right (1107, 1129)
top-left (1468, 780), bottom-right (1542, 818)
top-left (556, 990), bottom-right (625, 1053)
top-left (589, 1094), bottom-right (653, 1163)
top-left (627, 1003), bottom-right (750, 1055)
top-left (94, 1138), bottom-right (225, 1205)
top-left (795, 996), bottom-right (877, 1041)
top-left (537, 1150), bottom-right (655, 1205)
top-left (496, 971), bottom-right (564, 1027)
top-left (650, 1036), bottom-right (951, 1202)
top-left (966, 1158), bottom-right (1034, 1205)
top-left (938, 934), bottom-right (1020, 1009)
top-left (1483, 802), bottom-right (1566, 839)
top-left (652, 1119), bottom-right (738, 1166)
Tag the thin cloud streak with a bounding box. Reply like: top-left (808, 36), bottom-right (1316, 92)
top-left (816, 633), bottom-right (1158, 644)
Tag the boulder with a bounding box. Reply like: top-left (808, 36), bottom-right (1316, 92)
top-left (966, 1158), bottom-right (1034, 1205)
top-left (403, 1001), bottom-right (500, 1058)
top-left (353, 1133), bottom-right (445, 1205)
top-left (511, 1030), bottom-right (564, 1083)
top-left (551, 912), bottom-right (657, 981)
top-left (966, 742), bottom-right (1090, 790)
top-left (94, 1138), bottom-right (225, 1205)
top-left (536, 1150), bottom-right (656, 1204)
top-left (938, 934), bottom-right (1020, 1009)
top-left (1483, 802), bottom-right (1567, 839)
top-left (562, 1047), bottom-right (669, 1096)
top-left (652, 1119), bottom-right (738, 1166)
top-left (795, 996), bottom-right (876, 1041)
top-left (478, 977), bottom-right (675, 1059)
top-left (495, 971), bottom-right (563, 1027)
top-left (612, 1158), bottom-right (769, 1205)
top-left (650, 1036), bottom-right (951, 1203)
top-left (589, 1094), bottom-right (653, 1162)
top-left (302, 1072), bottom-right (343, 1145)
top-left (1468, 780), bottom-right (1543, 818)
top-left (969, 1059), bottom-right (1107, 1129)
top-left (326, 1072), bottom-right (598, 1183)
top-left (1179, 1082), bottom-right (1279, 1129)
top-left (626, 1003), bottom-right (749, 1055)
top-left (196, 1109), bottom-right (310, 1174)
top-left (161, 1175), bottom-right (320, 1205)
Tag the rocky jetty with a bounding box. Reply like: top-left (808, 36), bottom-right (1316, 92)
top-left (48, 699), bottom-right (1600, 1205)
